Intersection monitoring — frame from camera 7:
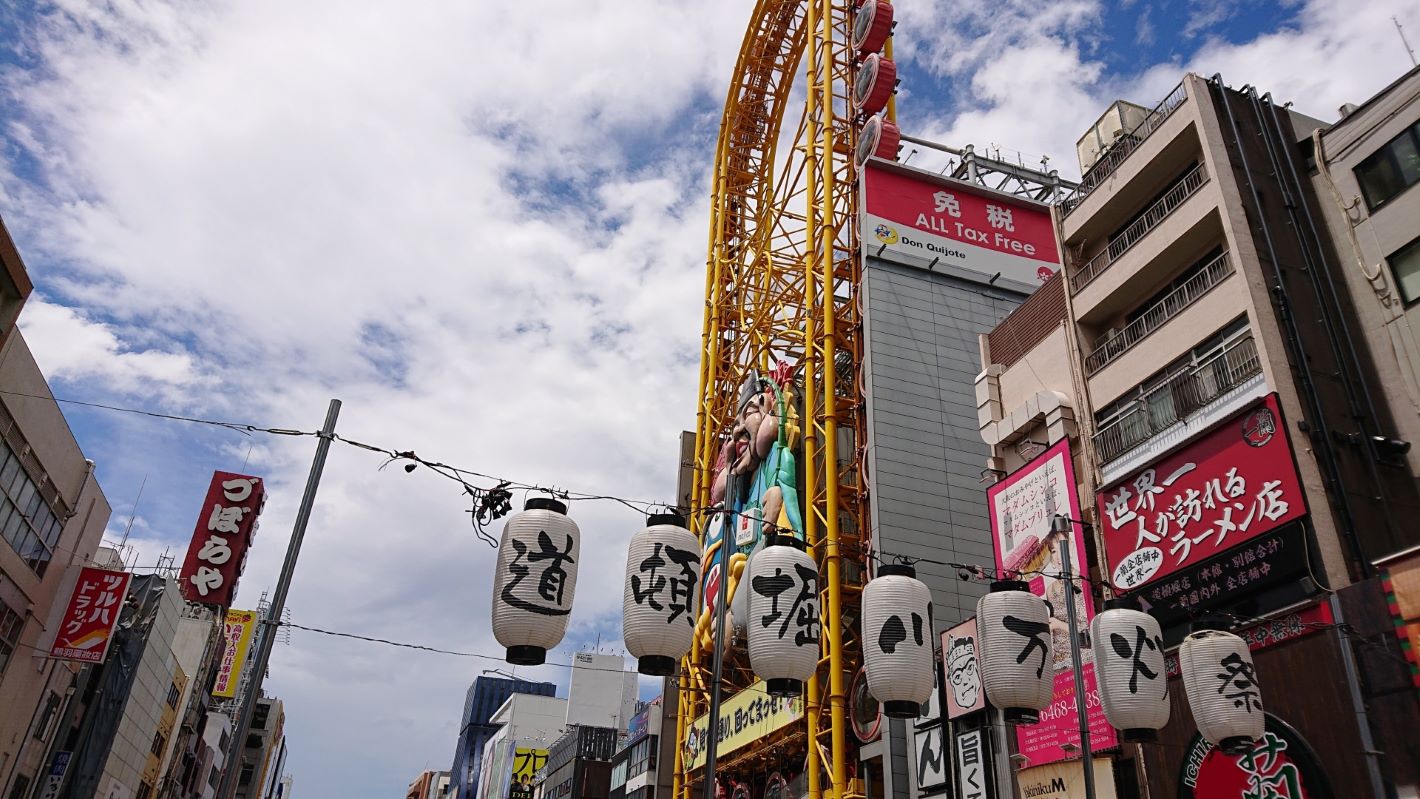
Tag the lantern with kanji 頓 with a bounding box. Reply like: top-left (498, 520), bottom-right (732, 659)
top-left (491, 497), bottom-right (581, 666)
top-left (976, 581), bottom-right (1053, 723)
top-left (622, 513), bottom-right (702, 676)
top-left (862, 563), bottom-right (933, 718)
top-left (1180, 629), bottom-right (1264, 754)
top-left (748, 535), bottom-right (820, 697)
top-left (1091, 607), bottom-right (1170, 741)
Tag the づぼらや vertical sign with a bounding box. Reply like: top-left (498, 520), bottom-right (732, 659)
top-left (179, 471), bottom-right (265, 606)
top-left (48, 567), bottom-right (131, 663)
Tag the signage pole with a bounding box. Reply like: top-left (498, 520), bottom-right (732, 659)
top-left (217, 399), bottom-right (340, 799)
top-left (701, 473), bottom-right (738, 799)
top-left (1054, 515), bottom-right (1096, 799)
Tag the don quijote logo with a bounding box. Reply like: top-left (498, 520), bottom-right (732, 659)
top-left (874, 224), bottom-right (899, 244)
top-left (1241, 406), bottom-right (1277, 448)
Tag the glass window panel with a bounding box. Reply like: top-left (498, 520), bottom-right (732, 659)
top-left (0, 500), bottom-right (15, 540)
top-left (44, 515), bottom-right (63, 549)
top-left (14, 481), bottom-right (35, 517)
top-left (1398, 130), bottom-right (1420, 186)
top-left (2, 459), bottom-right (23, 500)
top-left (1390, 238), bottom-right (1420, 306)
top-left (1357, 149), bottom-right (1404, 209)
top-left (2, 505), bottom-right (23, 547)
top-left (22, 487), bottom-right (43, 522)
top-left (0, 453), bottom-right (17, 492)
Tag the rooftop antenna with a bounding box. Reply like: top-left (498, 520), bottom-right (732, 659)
top-left (1396, 17), bottom-right (1418, 67)
top-left (902, 148), bottom-right (918, 165)
top-left (119, 474), bottom-right (148, 550)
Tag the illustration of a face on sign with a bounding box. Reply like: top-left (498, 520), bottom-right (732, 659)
top-left (696, 365), bottom-right (805, 654)
top-left (944, 620), bottom-right (985, 718)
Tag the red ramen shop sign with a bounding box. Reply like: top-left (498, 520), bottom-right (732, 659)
top-left (1097, 394), bottom-right (1306, 592)
top-left (1178, 714), bottom-right (1333, 799)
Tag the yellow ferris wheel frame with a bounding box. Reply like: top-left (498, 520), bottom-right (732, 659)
top-left (674, 2), bottom-right (890, 799)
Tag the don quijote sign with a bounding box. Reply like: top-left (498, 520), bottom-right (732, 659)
top-left (179, 471), bottom-right (266, 607)
top-left (1098, 394), bottom-right (1306, 593)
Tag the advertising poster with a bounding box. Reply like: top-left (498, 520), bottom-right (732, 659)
top-left (213, 608), bottom-right (257, 698)
top-left (48, 567), bottom-right (131, 663)
top-left (683, 679), bottom-right (803, 770)
top-left (942, 618), bottom-right (985, 719)
top-left (1178, 714), bottom-right (1334, 799)
top-left (863, 161), bottom-right (1060, 287)
top-left (986, 438), bottom-right (1115, 765)
top-left (1097, 394), bottom-right (1306, 592)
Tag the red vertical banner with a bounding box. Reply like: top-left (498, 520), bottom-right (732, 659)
top-left (49, 567), bottom-right (132, 663)
top-left (179, 471), bottom-right (266, 606)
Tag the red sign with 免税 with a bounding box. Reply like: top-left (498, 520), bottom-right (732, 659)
top-left (49, 567), bottom-right (131, 663)
top-left (1097, 394), bottom-right (1306, 592)
top-left (178, 471), bottom-right (265, 607)
top-left (863, 163), bottom-right (1060, 286)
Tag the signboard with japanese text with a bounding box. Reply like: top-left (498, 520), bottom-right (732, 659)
top-left (1141, 525), bottom-right (1309, 629)
top-left (914, 724), bottom-right (948, 792)
top-left (1014, 758), bottom-right (1116, 799)
top-left (943, 619), bottom-right (985, 720)
top-left (179, 471), bottom-right (266, 606)
top-left (683, 679), bottom-right (803, 771)
top-left (953, 728), bottom-right (991, 799)
top-left (48, 567), bottom-right (131, 663)
top-left (1164, 602), bottom-right (1333, 679)
top-left (863, 161), bottom-right (1061, 287)
top-left (512, 748), bottom-right (547, 784)
top-left (1098, 394), bottom-right (1305, 593)
top-left (213, 608), bottom-right (256, 698)
top-left (986, 438), bottom-right (1114, 765)
top-left (1178, 714), bottom-right (1333, 799)
top-left (37, 751), bottom-right (71, 799)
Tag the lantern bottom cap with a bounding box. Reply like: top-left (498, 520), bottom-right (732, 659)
top-left (1002, 708), bottom-right (1040, 725)
top-left (1219, 735), bottom-right (1257, 755)
top-left (638, 655), bottom-right (676, 676)
top-left (766, 678), bottom-right (803, 698)
top-left (1120, 729), bottom-right (1159, 743)
top-left (506, 645), bottom-right (547, 666)
top-left (882, 701), bottom-right (920, 719)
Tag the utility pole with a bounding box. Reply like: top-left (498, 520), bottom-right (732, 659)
top-left (700, 473), bottom-right (738, 799)
top-left (217, 399), bottom-right (340, 799)
top-left (1054, 514), bottom-right (1096, 799)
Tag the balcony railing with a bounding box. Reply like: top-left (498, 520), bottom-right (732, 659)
top-left (1062, 81), bottom-right (1189, 216)
top-left (1084, 252), bottom-right (1234, 374)
top-left (1093, 334), bottom-right (1261, 464)
top-left (1068, 163), bottom-right (1209, 294)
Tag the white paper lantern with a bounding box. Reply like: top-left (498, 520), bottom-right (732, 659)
top-left (1180, 629), bottom-right (1264, 754)
top-left (1091, 607), bottom-right (1170, 741)
top-left (491, 497), bottom-right (580, 665)
top-left (623, 513), bottom-right (702, 676)
top-left (863, 563), bottom-right (934, 718)
top-left (747, 535), bottom-right (820, 696)
top-left (976, 581), bottom-right (1053, 723)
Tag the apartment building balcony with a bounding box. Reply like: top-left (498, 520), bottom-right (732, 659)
top-left (1062, 81), bottom-right (1189, 217)
top-left (1069, 162), bottom-right (1210, 295)
top-left (1084, 251), bottom-right (1234, 374)
top-left (1093, 333), bottom-right (1262, 466)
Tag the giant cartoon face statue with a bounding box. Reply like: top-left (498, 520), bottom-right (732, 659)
top-left (946, 634), bottom-right (981, 710)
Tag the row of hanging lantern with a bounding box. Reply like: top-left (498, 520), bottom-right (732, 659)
top-left (491, 500), bottom-right (1265, 755)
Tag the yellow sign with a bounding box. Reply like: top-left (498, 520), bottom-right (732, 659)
top-left (212, 609), bottom-right (256, 698)
top-left (684, 680), bottom-right (803, 770)
top-left (1015, 758), bottom-right (1117, 799)
top-left (512, 748), bottom-right (548, 782)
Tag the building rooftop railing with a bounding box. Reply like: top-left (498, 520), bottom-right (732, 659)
top-left (1061, 81), bottom-right (1189, 216)
top-left (1083, 251), bottom-right (1234, 374)
top-left (1068, 162), bottom-right (1209, 294)
top-left (1092, 334), bottom-right (1261, 464)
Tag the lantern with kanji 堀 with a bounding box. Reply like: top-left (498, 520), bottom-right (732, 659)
top-left (1180, 629), bottom-right (1264, 754)
top-left (747, 535), bottom-right (820, 697)
top-left (862, 563), bottom-right (933, 718)
top-left (491, 497), bottom-right (581, 666)
top-left (1091, 607), bottom-right (1170, 741)
top-left (976, 581), bottom-right (1053, 723)
top-left (623, 513), bottom-right (702, 676)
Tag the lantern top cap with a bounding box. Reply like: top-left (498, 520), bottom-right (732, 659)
top-left (766, 533), bottom-right (807, 552)
top-left (647, 512), bottom-right (688, 529)
top-left (989, 579), bottom-right (1030, 593)
top-left (877, 563), bottom-right (916, 579)
top-left (525, 496), bottom-right (568, 514)
top-left (1104, 595), bottom-right (1143, 611)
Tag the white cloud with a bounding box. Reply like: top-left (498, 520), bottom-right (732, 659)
top-left (17, 297), bottom-right (204, 390)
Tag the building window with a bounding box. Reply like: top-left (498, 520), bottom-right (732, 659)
top-left (252, 703), bottom-right (270, 730)
top-left (0, 599), bottom-right (23, 677)
top-left (1389, 236), bottom-right (1420, 306)
top-left (210, 766), bottom-right (222, 789)
top-left (135, 782), bottom-right (153, 799)
top-left (0, 439), bottom-right (64, 578)
top-left (7, 774), bottom-right (30, 799)
top-left (35, 691), bottom-right (60, 741)
top-left (239, 764), bottom-right (255, 786)
top-left (167, 681), bottom-right (181, 708)
top-left (220, 730), bottom-right (231, 752)
top-left (1356, 121), bottom-right (1420, 210)
top-left (152, 731), bottom-right (167, 756)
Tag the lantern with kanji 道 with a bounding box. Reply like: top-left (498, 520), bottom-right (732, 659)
top-left (747, 535), bottom-right (820, 697)
top-left (491, 497), bottom-right (581, 666)
top-left (1091, 607), bottom-right (1170, 741)
top-left (1180, 629), bottom-right (1264, 754)
top-left (976, 581), bottom-right (1053, 723)
top-left (862, 563), bottom-right (934, 718)
top-left (623, 513), bottom-right (702, 676)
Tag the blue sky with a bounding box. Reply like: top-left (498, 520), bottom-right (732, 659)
top-left (1, 0), bottom-right (1417, 796)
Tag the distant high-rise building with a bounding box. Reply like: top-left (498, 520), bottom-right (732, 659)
top-left (565, 653), bottom-right (637, 732)
top-left (450, 676), bottom-right (556, 799)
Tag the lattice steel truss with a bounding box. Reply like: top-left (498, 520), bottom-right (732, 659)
top-left (675, 2), bottom-right (869, 799)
